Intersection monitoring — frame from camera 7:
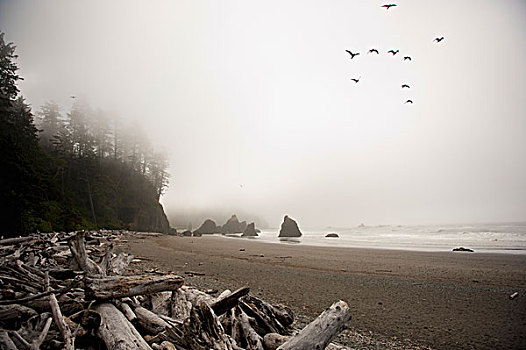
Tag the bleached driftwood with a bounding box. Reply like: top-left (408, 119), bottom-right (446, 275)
top-left (133, 305), bottom-right (171, 334)
top-left (84, 274), bottom-right (184, 300)
top-left (234, 306), bottom-right (264, 350)
top-left (115, 299), bottom-right (137, 323)
top-left (183, 301), bottom-right (233, 350)
top-left (0, 331), bottom-right (17, 350)
top-left (49, 292), bottom-right (74, 349)
top-left (277, 300), bottom-right (351, 350)
top-left (94, 302), bottom-right (152, 350)
top-left (240, 296), bottom-right (293, 335)
top-left (150, 291), bottom-right (172, 316)
top-left (211, 286), bottom-right (250, 316)
top-left (69, 231), bottom-right (103, 275)
top-left (109, 252), bottom-right (134, 275)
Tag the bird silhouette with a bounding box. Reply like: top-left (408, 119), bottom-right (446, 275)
top-left (382, 4), bottom-right (397, 9)
top-left (403, 56), bottom-right (411, 61)
top-left (70, 95), bottom-right (76, 99)
top-left (350, 76), bottom-right (361, 83)
top-left (345, 50), bottom-right (360, 59)
top-left (387, 50), bottom-right (399, 55)
top-left (434, 37), bottom-right (444, 43)
top-left (405, 99), bottom-right (413, 104)
top-left (401, 84), bottom-right (410, 88)
top-left (368, 48), bottom-right (379, 54)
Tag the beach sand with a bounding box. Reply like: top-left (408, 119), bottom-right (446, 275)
top-left (122, 234), bottom-right (526, 349)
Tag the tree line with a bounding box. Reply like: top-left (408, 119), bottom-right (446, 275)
top-left (0, 32), bottom-right (170, 236)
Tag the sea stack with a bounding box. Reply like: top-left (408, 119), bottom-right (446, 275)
top-left (193, 219), bottom-right (220, 235)
top-left (221, 214), bottom-right (247, 234)
top-left (242, 222), bottom-right (258, 237)
top-left (278, 215), bottom-right (302, 238)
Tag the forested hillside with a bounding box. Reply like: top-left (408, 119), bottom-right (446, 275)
top-left (0, 33), bottom-right (170, 236)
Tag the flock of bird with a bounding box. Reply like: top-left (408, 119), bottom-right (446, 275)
top-left (345, 3), bottom-right (445, 105)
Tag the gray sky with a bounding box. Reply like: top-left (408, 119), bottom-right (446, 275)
top-left (1, 0), bottom-right (526, 228)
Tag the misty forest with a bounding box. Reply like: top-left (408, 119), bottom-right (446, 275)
top-left (0, 33), bottom-right (170, 236)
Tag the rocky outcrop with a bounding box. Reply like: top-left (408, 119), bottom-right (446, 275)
top-left (452, 247), bottom-right (474, 252)
top-left (193, 219), bottom-right (220, 235)
top-left (325, 233), bottom-right (339, 238)
top-left (242, 222), bottom-right (258, 237)
top-left (221, 215), bottom-right (247, 234)
top-left (130, 202), bottom-right (170, 233)
top-left (278, 216), bottom-right (302, 238)
top-left (181, 230), bottom-right (192, 237)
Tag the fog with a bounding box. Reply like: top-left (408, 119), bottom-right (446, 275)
top-left (1, 0), bottom-right (526, 228)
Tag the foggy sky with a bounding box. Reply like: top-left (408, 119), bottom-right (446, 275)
top-left (1, 0), bottom-right (525, 228)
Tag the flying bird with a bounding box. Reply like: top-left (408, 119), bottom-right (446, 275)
top-left (401, 84), bottom-right (410, 88)
top-left (387, 50), bottom-right (399, 55)
top-left (345, 50), bottom-right (360, 59)
top-left (382, 4), bottom-right (397, 9)
top-left (405, 99), bottom-right (413, 104)
top-left (403, 56), bottom-right (411, 61)
top-left (70, 95), bottom-right (76, 98)
top-left (368, 48), bottom-right (379, 54)
top-left (434, 37), bottom-right (444, 43)
top-left (350, 76), bottom-right (361, 83)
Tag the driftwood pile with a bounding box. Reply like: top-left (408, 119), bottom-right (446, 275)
top-left (0, 230), bottom-right (351, 350)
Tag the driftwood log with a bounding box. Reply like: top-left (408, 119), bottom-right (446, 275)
top-left (84, 274), bottom-right (184, 300)
top-left (0, 230), bottom-right (354, 349)
top-left (94, 302), bottom-right (152, 350)
top-left (277, 300), bottom-right (351, 350)
top-left (211, 286), bottom-right (250, 316)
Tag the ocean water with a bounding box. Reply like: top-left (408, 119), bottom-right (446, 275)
top-left (223, 222), bottom-right (526, 254)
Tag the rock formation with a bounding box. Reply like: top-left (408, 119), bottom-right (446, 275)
top-left (325, 233), bottom-right (339, 238)
top-left (278, 215), bottom-right (302, 238)
top-left (193, 219), bottom-right (220, 235)
top-left (221, 214), bottom-right (247, 234)
top-left (452, 247), bottom-right (474, 252)
top-left (242, 222), bottom-right (258, 237)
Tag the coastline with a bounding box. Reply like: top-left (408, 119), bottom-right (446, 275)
top-left (123, 234), bottom-right (526, 349)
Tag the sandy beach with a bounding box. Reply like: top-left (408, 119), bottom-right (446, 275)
top-left (122, 234), bottom-right (526, 350)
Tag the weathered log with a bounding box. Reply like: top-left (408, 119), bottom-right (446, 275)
top-left (100, 243), bottom-right (114, 276)
top-left (170, 286), bottom-right (214, 321)
top-left (0, 237), bottom-right (33, 246)
top-left (0, 331), bottom-right (18, 350)
top-left (239, 296), bottom-right (293, 336)
top-left (0, 304), bottom-right (38, 329)
top-left (84, 274), bottom-right (184, 300)
top-left (93, 302), bottom-right (152, 350)
top-left (0, 287), bottom-right (72, 306)
top-left (69, 231), bottom-right (103, 275)
top-left (49, 292), bottom-right (74, 349)
top-left (263, 333), bottom-right (289, 350)
top-left (116, 300), bottom-right (137, 323)
top-left (109, 252), bottom-right (134, 275)
top-left (152, 340), bottom-right (178, 350)
top-left (150, 291), bottom-right (172, 316)
top-left (183, 301), bottom-right (233, 350)
top-left (133, 305), bottom-right (171, 334)
top-left (234, 306), bottom-right (264, 350)
top-left (29, 316), bottom-right (52, 350)
top-left (211, 286), bottom-right (250, 316)
top-left (277, 300), bottom-right (351, 350)
top-left (9, 330), bottom-right (31, 349)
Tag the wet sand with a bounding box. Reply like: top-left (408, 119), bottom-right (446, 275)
top-left (122, 234), bottom-right (526, 349)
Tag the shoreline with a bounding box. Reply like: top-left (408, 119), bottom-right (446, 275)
top-left (221, 233), bottom-right (526, 255)
top-left (123, 234), bottom-right (526, 349)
